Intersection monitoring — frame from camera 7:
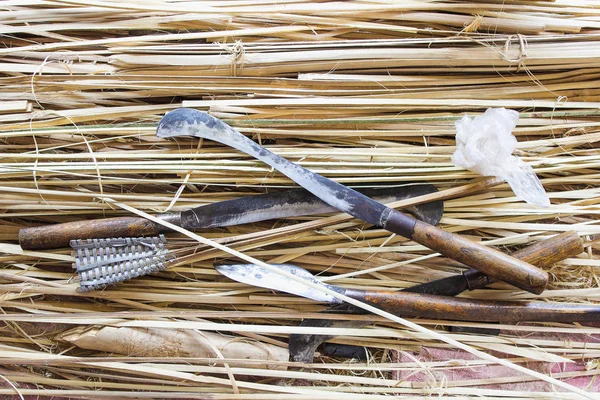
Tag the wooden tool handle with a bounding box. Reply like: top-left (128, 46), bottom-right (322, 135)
top-left (404, 231), bottom-right (584, 296)
top-left (463, 230), bottom-right (583, 290)
top-left (512, 230), bottom-right (583, 266)
top-left (346, 289), bottom-right (599, 323)
top-left (19, 217), bottom-right (161, 250)
top-left (384, 209), bottom-right (549, 294)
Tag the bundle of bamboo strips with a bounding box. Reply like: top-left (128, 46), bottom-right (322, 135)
top-left (1, 1), bottom-right (600, 399)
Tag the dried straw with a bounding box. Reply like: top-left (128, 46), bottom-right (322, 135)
top-left (1, 1), bottom-right (600, 399)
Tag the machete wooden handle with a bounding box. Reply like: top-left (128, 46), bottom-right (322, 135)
top-left (406, 230), bottom-right (583, 296)
top-left (385, 209), bottom-right (549, 294)
top-left (345, 289), bottom-right (599, 323)
top-left (19, 217), bottom-right (161, 250)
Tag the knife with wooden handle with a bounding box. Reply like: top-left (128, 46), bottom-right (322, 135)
top-left (19, 183), bottom-right (442, 251)
top-left (215, 258), bottom-right (597, 324)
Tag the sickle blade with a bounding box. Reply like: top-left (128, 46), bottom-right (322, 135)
top-left (157, 108), bottom-right (389, 226)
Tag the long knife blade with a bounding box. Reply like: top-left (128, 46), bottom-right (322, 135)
top-left (177, 184), bottom-right (443, 229)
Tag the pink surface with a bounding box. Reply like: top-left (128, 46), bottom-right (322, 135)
top-left (399, 328), bottom-right (600, 392)
top-left (1, 329), bottom-right (598, 397)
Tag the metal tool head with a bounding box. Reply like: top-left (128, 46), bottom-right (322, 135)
top-left (70, 235), bottom-right (173, 292)
top-left (157, 108), bottom-right (240, 147)
top-left (181, 183), bottom-right (444, 230)
top-left (214, 263), bottom-right (344, 304)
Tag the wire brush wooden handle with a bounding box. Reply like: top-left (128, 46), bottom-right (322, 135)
top-left (19, 217), bottom-right (161, 250)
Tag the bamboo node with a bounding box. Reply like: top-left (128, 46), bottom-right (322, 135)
top-left (217, 40), bottom-right (246, 77)
top-left (461, 15), bottom-right (483, 33)
top-left (503, 34), bottom-right (529, 70)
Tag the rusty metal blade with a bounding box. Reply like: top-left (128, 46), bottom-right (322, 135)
top-left (180, 184), bottom-right (443, 229)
